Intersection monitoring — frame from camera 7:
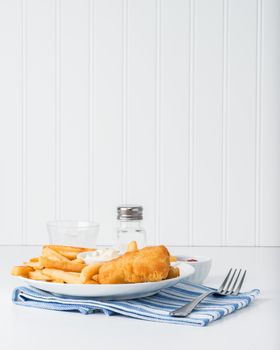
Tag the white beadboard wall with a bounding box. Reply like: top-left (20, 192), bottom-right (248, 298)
top-left (0, 0), bottom-right (279, 246)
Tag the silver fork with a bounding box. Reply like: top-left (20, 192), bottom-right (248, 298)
top-left (169, 268), bottom-right (247, 317)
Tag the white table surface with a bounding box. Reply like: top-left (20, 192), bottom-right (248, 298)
top-left (1, 246), bottom-right (279, 350)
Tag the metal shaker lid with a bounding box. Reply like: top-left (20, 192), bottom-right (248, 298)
top-left (117, 205), bottom-right (143, 220)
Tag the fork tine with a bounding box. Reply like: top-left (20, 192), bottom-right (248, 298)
top-left (232, 270), bottom-right (247, 295)
top-left (228, 268), bottom-right (241, 294)
top-left (217, 268), bottom-right (232, 293)
top-left (224, 268), bottom-right (237, 294)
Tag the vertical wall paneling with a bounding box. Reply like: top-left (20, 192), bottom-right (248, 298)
top-left (260, 0), bottom-right (280, 246)
top-left (255, 0), bottom-right (262, 246)
top-left (188, 0), bottom-right (195, 246)
top-left (193, 0), bottom-right (223, 245)
top-left (20, 0), bottom-right (27, 244)
top-left (221, 0), bottom-right (229, 246)
top-left (60, 0), bottom-right (90, 220)
top-left (155, 0), bottom-right (161, 244)
top-left (160, 0), bottom-right (190, 246)
top-left (126, 0), bottom-right (157, 245)
top-left (88, 0), bottom-right (94, 221)
top-left (93, 0), bottom-right (123, 244)
top-left (0, 1), bottom-right (21, 244)
top-left (122, 0), bottom-right (128, 205)
top-left (25, 0), bottom-right (56, 244)
top-left (0, 0), bottom-right (279, 246)
top-left (55, 0), bottom-right (62, 221)
top-left (227, 0), bottom-right (257, 245)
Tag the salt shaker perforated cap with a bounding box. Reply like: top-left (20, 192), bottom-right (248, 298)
top-left (117, 205), bottom-right (143, 221)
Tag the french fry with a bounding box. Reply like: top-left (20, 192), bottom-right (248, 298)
top-left (80, 263), bottom-right (103, 283)
top-left (127, 240), bottom-right (138, 252)
top-left (51, 279), bottom-right (65, 283)
top-left (42, 247), bottom-right (69, 262)
top-left (72, 258), bottom-right (84, 264)
top-left (29, 257), bottom-right (39, 262)
top-left (92, 274), bottom-right (99, 283)
top-left (169, 255), bottom-right (177, 262)
top-left (55, 251), bottom-right (79, 260)
top-left (41, 268), bottom-right (81, 284)
top-left (11, 266), bottom-right (33, 277)
top-left (39, 256), bottom-right (85, 272)
top-left (43, 245), bottom-right (95, 260)
top-left (28, 270), bottom-right (52, 281)
top-left (44, 245), bottom-right (95, 253)
top-left (24, 261), bottom-right (43, 270)
top-left (166, 266), bottom-right (180, 279)
top-left (85, 280), bottom-right (98, 284)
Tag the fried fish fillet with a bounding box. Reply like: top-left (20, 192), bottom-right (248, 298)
top-left (98, 245), bottom-right (170, 284)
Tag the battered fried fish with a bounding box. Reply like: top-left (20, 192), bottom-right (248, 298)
top-left (98, 245), bottom-right (170, 284)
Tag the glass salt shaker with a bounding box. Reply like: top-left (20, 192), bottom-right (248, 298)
top-left (116, 205), bottom-right (147, 253)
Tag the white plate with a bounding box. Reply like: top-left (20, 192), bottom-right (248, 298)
top-left (17, 262), bottom-right (194, 300)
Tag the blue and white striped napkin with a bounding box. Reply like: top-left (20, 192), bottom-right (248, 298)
top-left (12, 281), bottom-right (259, 326)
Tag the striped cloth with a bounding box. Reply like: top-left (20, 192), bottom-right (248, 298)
top-left (12, 282), bottom-right (259, 326)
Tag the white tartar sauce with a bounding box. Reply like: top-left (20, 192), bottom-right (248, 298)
top-left (77, 248), bottom-right (120, 265)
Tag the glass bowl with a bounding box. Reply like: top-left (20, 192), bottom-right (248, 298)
top-left (47, 221), bottom-right (99, 248)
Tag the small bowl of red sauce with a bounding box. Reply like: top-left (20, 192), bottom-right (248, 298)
top-left (175, 255), bottom-right (212, 284)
